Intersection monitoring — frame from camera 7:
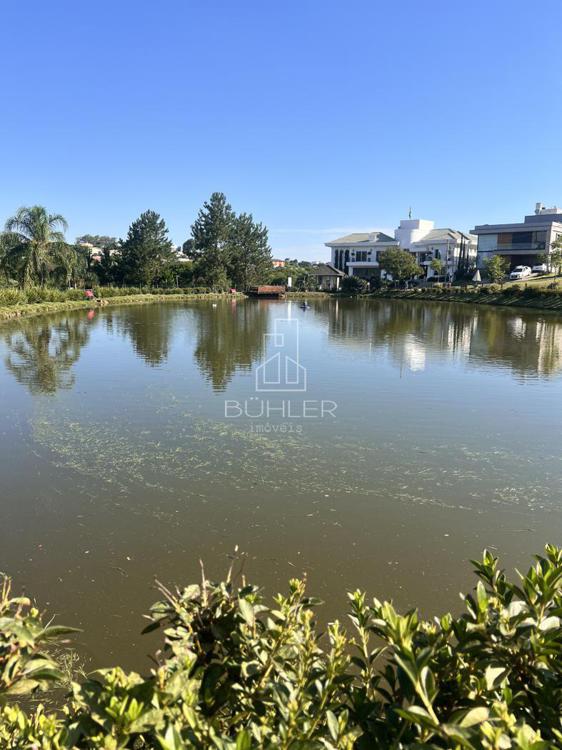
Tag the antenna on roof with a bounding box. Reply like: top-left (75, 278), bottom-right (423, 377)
top-left (408, 207), bottom-right (412, 219)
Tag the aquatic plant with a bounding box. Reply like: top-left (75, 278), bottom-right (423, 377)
top-left (1, 546), bottom-right (561, 748)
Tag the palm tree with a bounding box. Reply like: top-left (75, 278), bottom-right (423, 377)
top-left (4, 206), bottom-right (68, 287)
top-left (0, 231), bottom-right (21, 283)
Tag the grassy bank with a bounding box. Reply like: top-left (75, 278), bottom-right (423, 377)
top-left (369, 283), bottom-right (562, 312)
top-left (285, 290), bottom-right (331, 299)
top-left (0, 290), bottom-right (241, 321)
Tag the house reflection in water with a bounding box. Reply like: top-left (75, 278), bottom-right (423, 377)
top-left (324, 298), bottom-right (562, 379)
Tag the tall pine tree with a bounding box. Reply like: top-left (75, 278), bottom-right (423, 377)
top-left (119, 210), bottom-right (174, 287)
top-left (185, 193), bottom-right (272, 290)
top-left (227, 213), bottom-right (272, 290)
top-left (186, 193), bottom-right (235, 288)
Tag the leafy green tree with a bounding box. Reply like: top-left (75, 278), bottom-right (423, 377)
top-left (0, 232), bottom-right (21, 284)
top-left (430, 257), bottom-right (444, 277)
top-left (378, 246), bottom-right (422, 285)
top-left (227, 213), bottom-right (272, 290)
top-left (3, 206), bottom-right (68, 287)
top-left (118, 210), bottom-right (174, 287)
top-left (51, 244), bottom-right (85, 288)
top-left (95, 246), bottom-right (119, 286)
top-left (484, 254), bottom-right (510, 285)
top-left (549, 238), bottom-right (562, 275)
top-left (341, 275), bottom-right (369, 294)
top-left (268, 263), bottom-right (308, 287)
top-left (186, 192), bottom-right (235, 288)
top-left (294, 270), bottom-right (315, 291)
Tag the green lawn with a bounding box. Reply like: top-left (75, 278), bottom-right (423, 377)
top-left (502, 273), bottom-right (561, 289)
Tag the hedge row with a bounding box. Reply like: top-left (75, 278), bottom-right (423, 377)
top-left (0, 286), bottom-right (218, 307)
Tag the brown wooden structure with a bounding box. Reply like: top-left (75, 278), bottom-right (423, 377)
top-left (247, 285), bottom-right (286, 298)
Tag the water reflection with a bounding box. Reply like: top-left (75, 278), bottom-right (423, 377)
top-left (193, 300), bottom-right (268, 390)
top-left (106, 305), bottom-right (176, 366)
top-left (3, 298), bottom-right (562, 669)
top-left (2, 300), bottom-right (562, 397)
top-left (3, 316), bottom-right (91, 394)
top-left (324, 299), bottom-right (562, 378)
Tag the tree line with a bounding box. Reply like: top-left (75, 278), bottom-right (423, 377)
top-left (0, 193), bottom-right (272, 291)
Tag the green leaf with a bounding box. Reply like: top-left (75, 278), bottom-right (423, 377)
top-left (485, 665), bottom-right (506, 690)
top-left (395, 705), bottom-right (437, 729)
top-left (239, 599), bottom-right (255, 626)
top-left (539, 615), bottom-right (560, 631)
top-left (326, 710), bottom-right (339, 741)
top-left (459, 706), bottom-right (489, 727)
top-left (236, 729), bottom-right (252, 750)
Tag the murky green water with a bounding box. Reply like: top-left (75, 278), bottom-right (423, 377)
top-left (1, 298), bottom-right (561, 668)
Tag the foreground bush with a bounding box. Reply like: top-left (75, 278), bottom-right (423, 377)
top-left (1, 547), bottom-right (561, 748)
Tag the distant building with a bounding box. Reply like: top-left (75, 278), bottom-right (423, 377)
top-left (173, 247), bottom-right (191, 263)
top-left (472, 203), bottom-right (562, 271)
top-left (325, 232), bottom-right (396, 278)
top-left (78, 240), bottom-right (119, 263)
top-left (397, 220), bottom-right (476, 279)
top-left (309, 263), bottom-right (345, 291)
top-left (325, 218), bottom-right (476, 280)
top-left (272, 259), bottom-right (286, 268)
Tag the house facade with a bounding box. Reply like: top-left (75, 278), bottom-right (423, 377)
top-left (325, 218), bottom-right (476, 280)
top-left (325, 232), bottom-right (397, 278)
top-left (407, 227), bottom-right (476, 280)
top-left (472, 203), bottom-right (562, 271)
top-left (309, 263), bottom-right (345, 290)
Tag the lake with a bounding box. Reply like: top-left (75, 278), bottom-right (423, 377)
top-left (1, 297), bottom-right (561, 669)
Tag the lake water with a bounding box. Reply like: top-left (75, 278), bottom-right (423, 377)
top-left (1, 297), bottom-right (561, 669)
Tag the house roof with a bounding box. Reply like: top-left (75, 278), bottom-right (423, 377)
top-left (311, 263), bottom-right (345, 277)
top-left (326, 231), bottom-right (395, 246)
top-left (414, 228), bottom-right (474, 244)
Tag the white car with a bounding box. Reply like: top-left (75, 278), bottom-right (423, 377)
top-left (531, 263), bottom-right (547, 274)
top-left (509, 265), bottom-right (532, 280)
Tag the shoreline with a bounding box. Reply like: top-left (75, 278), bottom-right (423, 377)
top-left (0, 292), bottom-right (242, 322)
top-left (364, 287), bottom-right (562, 314)
top-left (3, 286), bottom-right (562, 323)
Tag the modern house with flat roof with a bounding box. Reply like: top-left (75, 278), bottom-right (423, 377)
top-left (326, 218), bottom-right (476, 280)
top-left (472, 203), bottom-right (562, 270)
top-left (395, 219), bottom-right (476, 279)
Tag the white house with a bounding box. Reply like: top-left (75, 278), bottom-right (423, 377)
top-left (325, 231), bottom-right (396, 278)
top-left (325, 217), bottom-right (476, 280)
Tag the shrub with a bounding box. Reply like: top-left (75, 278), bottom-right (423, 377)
top-left (0, 285), bottom-right (223, 309)
top-left (342, 276), bottom-right (369, 295)
top-left (0, 289), bottom-right (26, 307)
top-left (1, 547), bottom-right (562, 748)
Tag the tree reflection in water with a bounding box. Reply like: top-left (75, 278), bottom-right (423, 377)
top-left (194, 300), bottom-right (269, 390)
top-left (107, 304), bottom-right (176, 367)
top-left (3, 315), bottom-right (91, 394)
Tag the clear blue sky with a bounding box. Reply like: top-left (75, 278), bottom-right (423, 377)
top-left (2, 0), bottom-right (562, 260)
